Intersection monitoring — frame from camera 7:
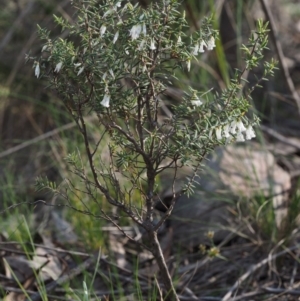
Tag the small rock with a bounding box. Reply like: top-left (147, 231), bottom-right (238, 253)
top-left (161, 144), bottom-right (291, 248)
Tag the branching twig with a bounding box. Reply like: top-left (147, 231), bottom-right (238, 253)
top-left (261, 124), bottom-right (300, 151)
top-left (222, 244), bottom-right (300, 301)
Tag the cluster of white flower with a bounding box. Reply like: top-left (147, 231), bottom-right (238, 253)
top-left (190, 94), bottom-right (203, 107)
top-left (214, 120), bottom-right (256, 142)
top-left (192, 40), bottom-right (206, 55)
top-left (129, 23), bottom-right (146, 40)
top-left (103, 1), bottom-right (121, 18)
top-left (101, 1), bottom-right (122, 42)
top-left (192, 36), bottom-right (216, 56)
top-left (74, 63), bottom-right (84, 76)
top-left (188, 36), bottom-right (216, 71)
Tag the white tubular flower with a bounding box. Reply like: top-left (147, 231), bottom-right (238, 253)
top-left (138, 39), bottom-right (146, 50)
top-left (77, 66), bottom-right (85, 76)
top-left (245, 126), bottom-right (256, 140)
top-left (236, 132), bottom-right (245, 142)
top-left (192, 43), bottom-right (199, 55)
top-left (177, 36), bottom-right (182, 45)
top-left (54, 62), bottom-right (63, 73)
top-left (35, 62), bottom-right (40, 78)
top-left (207, 36), bottom-right (216, 51)
top-left (102, 72), bottom-right (107, 80)
top-left (109, 69), bottom-right (115, 79)
top-left (100, 25), bottom-right (107, 37)
top-left (236, 120), bottom-right (247, 133)
top-left (230, 120), bottom-right (237, 134)
top-left (191, 93), bottom-right (202, 106)
top-left (223, 124), bottom-right (230, 138)
top-left (149, 39), bottom-right (156, 50)
top-left (191, 100), bottom-right (202, 107)
top-left (186, 59), bottom-right (191, 72)
top-left (74, 62), bottom-right (82, 67)
top-left (113, 31), bottom-right (119, 44)
top-left (216, 127), bottom-right (222, 140)
top-left (199, 40), bottom-right (207, 53)
top-left (41, 45), bottom-right (48, 52)
top-left (129, 24), bottom-right (142, 40)
top-left (101, 93), bottom-right (110, 108)
top-left (115, 2), bottom-right (121, 8)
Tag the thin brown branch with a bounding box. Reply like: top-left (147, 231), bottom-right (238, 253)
top-left (222, 244), bottom-right (300, 301)
top-left (100, 209), bottom-right (151, 252)
top-left (148, 231), bottom-right (180, 301)
top-left (260, 0), bottom-right (300, 114)
top-left (0, 116), bottom-right (96, 159)
top-left (261, 124), bottom-right (300, 151)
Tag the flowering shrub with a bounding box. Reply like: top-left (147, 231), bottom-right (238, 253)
top-left (31, 0), bottom-right (276, 299)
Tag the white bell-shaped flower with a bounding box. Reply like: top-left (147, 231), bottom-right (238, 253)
top-left (245, 126), bottom-right (256, 140)
top-left (191, 93), bottom-right (202, 106)
top-left (230, 120), bottom-right (237, 134)
top-left (236, 120), bottom-right (246, 133)
top-left (236, 132), bottom-right (245, 142)
top-left (35, 63), bottom-right (40, 78)
top-left (149, 39), bottom-right (156, 50)
top-left (199, 40), bottom-right (207, 53)
top-left (113, 31), bottom-right (119, 44)
top-left (129, 24), bottom-right (142, 40)
top-left (109, 69), bottom-right (115, 79)
top-left (101, 94), bottom-right (110, 108)
top-left (191, 100), bottom-right (202, 107)
top-left (186, 59), bottom-right (191, 72)
top-left (54, 62), bottom-right (63, 73)
top-left (192, 43), bottom-right (199, 55)
top-left (100, 25), bottom-right (107, 37)
top-left (222, 124), bottom-right (230, 138)
top-left (77, 66), bottom-right (85, 76)
top-left (207, 36), bottom-right (216, 51)
top-left (216, 127), bottom-right (222, 140)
